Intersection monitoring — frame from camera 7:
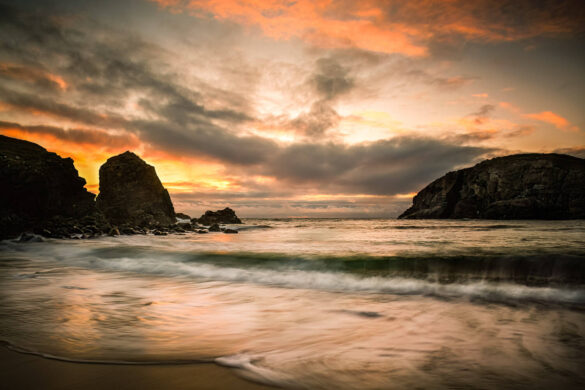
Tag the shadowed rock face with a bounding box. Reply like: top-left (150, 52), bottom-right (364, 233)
top-left (195, 207), bottom-right (242, 225)
top-left (96, 151), bottom-right (175, 227)
top-left (0, 135), bottom-right (97, 238)
top-left (399, 154), bottom-right (585, 219)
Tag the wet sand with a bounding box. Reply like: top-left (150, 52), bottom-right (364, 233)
top-left (0, 346), bottom-right (274, 390)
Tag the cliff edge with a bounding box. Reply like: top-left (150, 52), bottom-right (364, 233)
top-left (398, 154), bottom-right (585, 219)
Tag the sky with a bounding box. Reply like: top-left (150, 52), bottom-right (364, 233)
top-left (0, 0), bottom-right (584, 217)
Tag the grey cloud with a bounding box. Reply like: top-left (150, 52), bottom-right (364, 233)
top-left (286, 56), bottom-right (356, 138)
top-left (311, 57), bottom-right (354, 100)
top-left (0, 120), bottom-right (137, 149)
top-left (265, 137), bottom-right (492, 195)
top-left (470, 104), bottom-right (496, 125)
top-left (289, 101), bottom-right (341, 138)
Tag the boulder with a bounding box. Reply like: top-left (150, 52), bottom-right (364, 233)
top-left (208, 223), bottom-right (221, 232)
top-left (0, 135), bottom-right (99, 239)
top-left (176, 212), bottom-right (191, 220)
top-left (196, 207), bottom-right (242, 225)
top-left (399, 153), bottom-right (585, 219)
top-left (96, 151), bottom-right (175, 227)
top-left (223, 228), bottom-right (238, 234)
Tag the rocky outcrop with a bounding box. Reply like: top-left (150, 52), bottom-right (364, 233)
top-left (96, 151), bottom-right (175, 227)
top-left (195, 207), bottom-right (242, 225)
top-left (0, 135), bottom-right (101, 239)
top-left (399, 154), bottom-right (585, 219)
top-left (176, 212), bottom-right (191, 220)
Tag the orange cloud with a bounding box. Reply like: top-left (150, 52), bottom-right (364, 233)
top-left (152, 0), bottom-right (584, 56)
top-left (524, 111), bottom-right (579, 132)
top-left (0, 62), bottom-right (67, 90)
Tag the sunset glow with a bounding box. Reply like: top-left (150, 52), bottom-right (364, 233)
top-left (1, 0), bottom-right (583, 217)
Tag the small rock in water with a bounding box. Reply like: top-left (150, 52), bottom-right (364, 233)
top-left (153, 230), bottom-right (167, 236)
top-left (223, 228), bottom-right (238, 234)
top-left (209, 223), bottom-right (221, 232)
top-left (196, 207), bottom-right (242, 225)
top-left (17, 232), bottom-right (44, 243)
top-left (108, 227), bottom-right (120, 236)
top-left (196, 229), bottom-right (208, 234)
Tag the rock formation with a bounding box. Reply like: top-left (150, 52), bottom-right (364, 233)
top-left (399, 153), bottom-right (585, 219)
top-left (96, 151), bottom-right (176, 227)
top-left (0, 135), bottom-right (100, 238)
top-left (195, 207), bottom-right (242, 225)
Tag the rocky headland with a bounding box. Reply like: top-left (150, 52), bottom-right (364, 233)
top-left (0, 135), bottom-right (108, 239)
top-left (0, 136), bottom-right (243, 239)
top-left (399, 153), bottom-right (585, 219)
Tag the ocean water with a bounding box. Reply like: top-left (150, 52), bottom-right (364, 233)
top-left (1, 219), bottom-right (585, 389)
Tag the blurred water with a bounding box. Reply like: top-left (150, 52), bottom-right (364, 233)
top-left (1, 219), bottom-right (584, 389)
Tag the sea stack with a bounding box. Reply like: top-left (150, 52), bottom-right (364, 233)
top-left (0, 135), bottom-right (97, 238)
top-left (96, 151), bottom-right (176, 227)
top-left (195, 207), bottom-right (242, 225)
top-left (399, 153), bottom-right (585, 219)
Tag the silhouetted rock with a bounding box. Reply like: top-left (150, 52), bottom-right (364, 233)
top-left (208, 223), bottom-right (221, 232)
top-left (0, 135), bottom-right (100, 239)
top-left (223, 228), bottom-right (238, 234)
top-left (176, 212), bottom-right (191, 220)
top-left (399, 154), bottom-right (585, 219)
top-left (96, 151), bottom-right (175, 227)
top-left (196, 207), bottom-right (242, 225)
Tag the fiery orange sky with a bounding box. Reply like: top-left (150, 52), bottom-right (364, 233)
top-left (1, 0), bottom-right (584, 217)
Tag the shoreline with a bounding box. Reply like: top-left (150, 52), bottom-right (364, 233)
top-left (0, 345), bottom-right (275, 390)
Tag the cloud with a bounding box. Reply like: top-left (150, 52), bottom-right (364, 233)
top-left (0, 3), bottom-right (494, 210)
top-left (0, 62), bottom-right (67, 90)
top-left (553, 146), bottom-right (585, 159)
top-left (524, 111), bottom-right (579, 132)
top-left (0, 120), bottom-right (139, 150)
top-left (152, 0), bottom-right (585, 56)
top-left (404, 69), bottom-right (475, 90)
top-left (263, 136), bottom-right (492, 195)
top-left (310, 57), bottom-right (355, 100)
top-left (470, 104), bottom-right (496, 125)
top-left (263, 56), bottom-right (356, 139)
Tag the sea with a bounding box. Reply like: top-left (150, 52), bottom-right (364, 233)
top-left (1, 219), bottom-right (585, 389)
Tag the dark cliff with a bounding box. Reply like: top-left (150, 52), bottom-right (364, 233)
top-left (0, 135), bottom-right (97, 238)
top-left (399, 154), bottom-right (585, 219)
top-left (96, 151), bottom-right (176, 227)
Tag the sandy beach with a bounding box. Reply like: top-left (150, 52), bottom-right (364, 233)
top-left (0, 346), bottom-right (273, 390)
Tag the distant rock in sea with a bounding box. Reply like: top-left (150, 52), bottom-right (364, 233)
top-left (0, 135), bottom-right (100, 239)
top-left (96, 151), bottom-right (176, 227)
top-left (399, 153), bottom-right (585, 219)
top-left (176, 212), bottom-right (191, 220)
top-left (195, 207), bottom-right (242, 225)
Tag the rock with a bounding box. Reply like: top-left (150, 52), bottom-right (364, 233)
top-left (196, 229), bottom-right (209, 234)
top-left (223, 228), bottom-right (238, 234)
top-left (177, 222), bottom-right (193, 231)
top-left (196, 207), bottom-right (242, 225)
top-left (108, 227), bottom-right (120, 236)
top-left (96, 151), bottom-right (176, 227)
top-left (153, 230), bottom-right (167, 236)
top-left (399, 153), bottom-right (585, 219)
top-left (0, 135), bottom-right (98, 239)
top-left (176, 212), bottom-right (191, 220)
top-left (208, 223), bottom-right (221, 232)
top-left (18, 232), bottom-right (44, 243)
